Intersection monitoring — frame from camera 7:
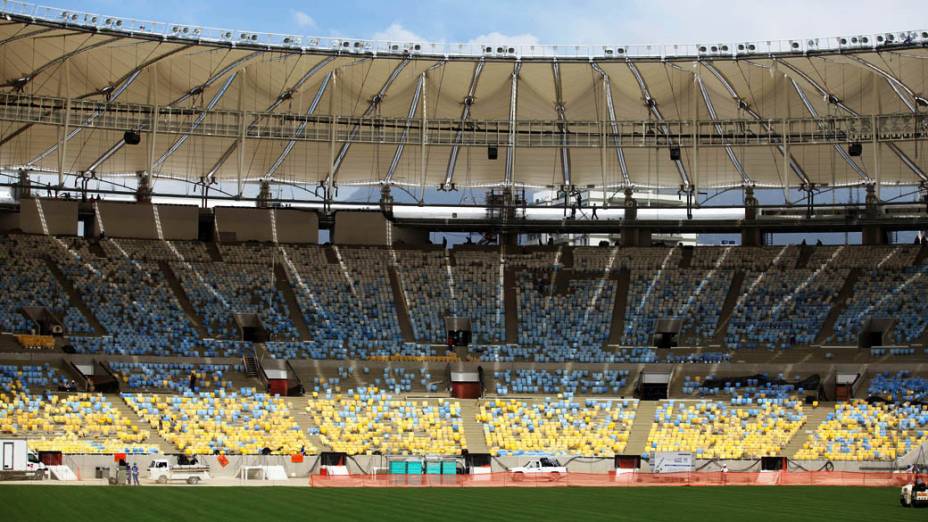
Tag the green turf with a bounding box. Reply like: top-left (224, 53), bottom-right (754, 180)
top-left (0, 486), bottom-right (920, 521)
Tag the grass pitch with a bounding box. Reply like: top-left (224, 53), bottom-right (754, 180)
top-left (0, 485), bottom-right (920, 521)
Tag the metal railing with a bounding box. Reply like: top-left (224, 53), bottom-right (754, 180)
top-left (2, 0), bottom-right (927, 60)
top-left (1, 93), bottom-right (925, 149)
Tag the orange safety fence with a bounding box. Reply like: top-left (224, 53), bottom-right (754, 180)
top-left (310, 471), bottom-right (914, 488)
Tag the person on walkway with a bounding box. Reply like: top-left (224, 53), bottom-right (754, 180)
top-left (591, 204), bottom-right (599, 220)
top-left (131, 463), bottom-right (140, 486)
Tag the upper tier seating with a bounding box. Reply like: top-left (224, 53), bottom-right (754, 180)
top-left (647, 398), bottom-right (806, 459)
top-left (124, 388), bottom-right (312, 455)
top-left (453, 251), bottom-right (505, 343)
top-left (109, 362), bottom-right (239, 392)
top-left (306, 387), bottom-right (463, 455)
top-left (493, 369), bottom-right (628, 395)
top-left (56, 240), bottom-right (201, 356)
top-left (623, 268), bottom-right (731, 346)
top-left (830, 265), bottom-right (928, 345)
top-left (726, 266), bottom-right (847, 349)
top-left (794, 401), bottom-right (928, 461)
top-left (477, 397), bottom-right (637, 457)
top-left (173, 261), bottom-right (298, 340)
top-left (100, 238), bottom-right (211, 262)
top-left (517, 273), bottom-right (615, 362)
top-left (867, 372), bottom-right (928, 403)
top-left (396, 250), bottom-right (453, 343)
top-left (0, 236), bottom-right (92, 334)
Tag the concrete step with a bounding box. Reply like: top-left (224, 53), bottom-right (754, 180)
top-left (274, 263), bottom-right (312, 341)
top-left (607, 268), bottom-right (630, 346)
top-left (783, 403), bottom-right (834, 458)
top-left (284, 397), bottom-right (330, 452)
top-left (503, 268), bottom-right (519, 344)
top-left (205, 242), bottom-right (223, 262)
top-left (459, 399), bottom-right (489, 454)
top-left (110, 394), bottom-right (175, 453)
top-left (713, 270), bottom-right (745, 344)
top-left (44, 258), bottom-right (107, 336)
top-left (159, 261), bottom-right (208, 339)
top-left (815, 268), bottom-right (861, 344)
top-left (387, 266), bottom-right (415, 343)
top-left (623, 400), bottom-right (658, 456)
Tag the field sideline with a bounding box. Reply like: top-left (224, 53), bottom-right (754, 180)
top-left (0, 486), bottom-right (921, 521)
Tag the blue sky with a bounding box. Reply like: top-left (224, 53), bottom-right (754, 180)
top-left (45, 0), bottom-right (928, 47)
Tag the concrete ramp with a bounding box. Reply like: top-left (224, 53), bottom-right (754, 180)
top-left (48, 465), bottom-right (77, 481)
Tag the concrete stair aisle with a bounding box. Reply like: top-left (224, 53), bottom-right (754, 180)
top-left (205, 242), bottom-right (223, 262)
top-left (459, 399), bottom-right (489, 454)
top-left (606, 268), bottom-right (630, 346)
top-left (679, 247), bottom-right (693, 268)
top-left (623, 400), bottom-right (659, 456)
top-left (43, 258), bottom-right (107, 336)
top-left (109, 394), bottom-right (175, 454)
top-left (783, 403), bottom-right (833, 458)
top-left (274, 264), bottom-right (312, 341)
top-left (712, 270), bottom-right (745, 344)
top-left (503, 268), bottom-right (519, 343)
top-left (387, 266), bottom-right (415, 342)
top-left (159, 261), bottom-right (208, 338)
top-left (284, 397), bottom-right (331, 452)
top-left (796, 244), bottom-right (814, 268)
top-left (814, 268), bottom-right (861, 344)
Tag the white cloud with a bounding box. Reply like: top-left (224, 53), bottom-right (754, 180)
top-left (371, 23), bottom-right (427, 42)
top-left (466, 32), bottom-right (540, 48)
top-left (291, 10), bottom-right (317, 30)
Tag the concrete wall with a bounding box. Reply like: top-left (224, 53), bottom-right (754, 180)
top-left (20, 198), bottom-right (78, 236)
top-left (215, 207), bottom-right (272, 242)
top-left (156, 204), bottom-right (199, 240)
top-left (94, 201), bottom-right (157, 239)
top-left (275, 208), bottom-right (319, 244)
top-left (0, 209), bottom-right (20, 233)
top-left (333, 211), bottom-right (428, 246)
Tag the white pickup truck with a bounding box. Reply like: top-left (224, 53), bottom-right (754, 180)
top-left (900, 481), bottom-right (928, 507)
top-left (510, 458), bottom-right (567, 480)
top-left (148, 459), bottom-right (211, 484)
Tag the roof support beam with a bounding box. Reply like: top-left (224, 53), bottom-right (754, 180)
top-left (504, 62), bottom-right (522, 187)
top-left (701, 62), bottom-right (810, 186)
top-left (627, 62), bottom-right (691, 190)
top-left (787, 77), bottom-right (871, 183)
top-left (443, 58), bottom-right (485, 188)
top-left (2, 35), bottom-right (121, 90)
top-left (327, 57), bottom-right (410, 187)
top-left (85, 70), bottom-right (239, 174)
top-left (264, 71), bottom-right (333, 181)
top-left (206, 55), bottom-right (336, 182)
top-left (846, 56), bottom-right (926, 111)
top-left (694, 69), bottom-right (752, 185)
top-left (153, 71), bottom-right (239, 171)
top-left (591, 62), bottom-right (631, 187)
top-left (168, 51), bottom-right (260, 106)
top-left (383, 72), bottom-right (425, 185)
top-left (779, 59), bottom-right (926, 183)
top-left (552, 60), bottom-right (572, 187)
top-left (27, 68), bottom-right (142, 166)
top-left (0, 44), bottom-right (191, 151)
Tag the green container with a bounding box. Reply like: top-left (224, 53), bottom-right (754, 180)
top-left (441, 461), bottom-right (456, 475)
top-left (389, 461), bottom-right (407, 475)
top-left (406, 460), bottom-right (423, 475)
top-left (426, 462), bottom-right (442, 475)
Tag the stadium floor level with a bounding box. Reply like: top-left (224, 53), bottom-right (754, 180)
top-left (0, 486), bottom-right (921, 521)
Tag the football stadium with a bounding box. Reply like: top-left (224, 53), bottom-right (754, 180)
top-left (1, 0), bottom-right (928, 519)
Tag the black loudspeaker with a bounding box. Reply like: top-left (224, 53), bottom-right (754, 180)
top-left (487, 146), bottom-right (498, 160)
top-left (848, 142), bottom-right (862, 157)
top-left (669, 146), bottom-right (681, 161)
top-left (124, 130), bottom-right (141, 145)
